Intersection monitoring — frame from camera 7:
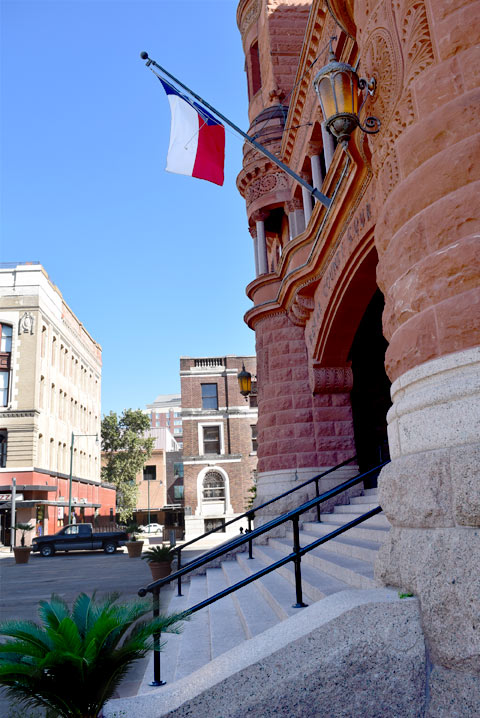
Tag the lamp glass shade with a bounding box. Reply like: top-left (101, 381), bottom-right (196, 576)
top-left (316, 76), bottom-right (337, 120)
top-left (314, 58), bottom-right (360, 121)
top-left (237, 365), bottom-right (252, 397)
top-left (333, 70), bottom-right (359, 115)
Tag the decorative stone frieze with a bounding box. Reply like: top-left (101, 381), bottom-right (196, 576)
top-left (308, 365), bottom-right (353, 395)
top-left (236, 0), bottom-right (261, 39)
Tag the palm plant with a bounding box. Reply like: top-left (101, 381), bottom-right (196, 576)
top-left (141, 544), bottom-right (174, 564)
top-left (14, 523), bottom-right (34, 547)
top-left (0, 592), bottom-right (186, 718)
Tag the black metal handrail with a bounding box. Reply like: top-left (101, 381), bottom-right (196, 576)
top-left (138, 460), bottom-right (389, 686)
top-left (173, 454), bottom-right (358, 594)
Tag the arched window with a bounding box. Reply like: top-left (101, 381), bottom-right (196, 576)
top-left (202, 471), bottom-right (225, 501)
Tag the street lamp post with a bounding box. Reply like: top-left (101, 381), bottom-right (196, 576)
top-left (67, 432), bottom-right (99, 525)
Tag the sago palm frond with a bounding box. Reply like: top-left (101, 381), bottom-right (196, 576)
top-left (0, 592), bottom-right (187, 718)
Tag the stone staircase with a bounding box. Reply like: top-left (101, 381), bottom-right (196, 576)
top-left (133, 487), bottom-right (390, 693)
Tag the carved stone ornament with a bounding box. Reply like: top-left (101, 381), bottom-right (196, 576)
top-left (19, 311), bottom-right (35, 335)
top-left (246, 172), bottom-right (290, 205)
top-left (237, 0), bottom-right (261, 38)
top-left (309, 365), bottom-right (354, 395)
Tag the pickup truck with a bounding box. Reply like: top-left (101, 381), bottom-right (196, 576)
top-left (32, 524), bottom-right (128, 557)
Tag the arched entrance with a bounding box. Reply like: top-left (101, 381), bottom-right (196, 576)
top-left (348, 289), bottom-right (391, 482)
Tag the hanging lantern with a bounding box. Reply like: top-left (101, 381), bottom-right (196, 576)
top-left (314, 41), bottom-right (380, 147)
top-left (237, 364), bottom-right (252, 398)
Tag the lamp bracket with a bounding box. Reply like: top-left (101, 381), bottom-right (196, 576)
top-left (358, 116), bottom-right (381, 134)
top-left (359, 77), bottom-right (376, 96)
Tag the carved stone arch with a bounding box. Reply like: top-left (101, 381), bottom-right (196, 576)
top-left (310, 237), bottom-right (380, 369)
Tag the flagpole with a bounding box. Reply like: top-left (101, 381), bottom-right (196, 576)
top-left (140, 52), bottom-right (332, 210)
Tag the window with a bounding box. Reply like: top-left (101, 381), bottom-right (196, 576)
top-left (248, 41), bottom-right (261, 98)
top-left (174, 412), bottom-right (181, 418)
top-left (203, 425), bottom-right (220, 454)
top-left (1, 325), bottom-right (12, 353)
top-left (0, 324), bottom-right (12, 407)
top-left (64, 526), bottom-right (79, 535)
top-left (201, 383), bottom-right (218, 410)
top-left (174, 419), bottom-right (182, 426)
top-left (143, 465), bottom-right (156, 481)
top-left (174, 485), bottom-right (184, 500)
top-left (173, 462), bottom-right (184, 479)
top-left (249, 381), bottom-right (258, 408)
top-left (174, 427), bottom-right (182, 435)
top-left (203, 470), bottom-right (225, 501)
top-left (0, 432), bottom-right (7, 467)
top-left (0, 372), bottom-right (9, 407)
top-left (251, 425), bottom-right (258, 452)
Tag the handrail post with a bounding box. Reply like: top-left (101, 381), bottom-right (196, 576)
top-left (248, 514), bottom-right (254, 559)
top-left (149, 587), bottom-right (166, 686)
top-left (176, 547), bottom-right (183, 596)
top-left (292, 516), bottom-right (307, 608)
top-left (315, 478), bottom-right (321, 523)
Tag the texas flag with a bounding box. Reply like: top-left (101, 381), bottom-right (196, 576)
top-left (159, 78), bottom-right (225, 186)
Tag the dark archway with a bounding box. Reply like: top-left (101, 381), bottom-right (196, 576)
top-left (349, 289), bottom-right (391, 484)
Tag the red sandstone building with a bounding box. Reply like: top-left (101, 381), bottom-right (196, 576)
top-left (181, 356), bottom-right (257, 539)
top-left (236, 0), bottom-right (479, 707)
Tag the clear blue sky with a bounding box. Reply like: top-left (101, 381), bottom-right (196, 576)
top-left (1, 0), bottom-right (256, 415)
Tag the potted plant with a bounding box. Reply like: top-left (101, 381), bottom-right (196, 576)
top-left (142, 544), bottom-right (174, 581)
top-left (13, 523), bottom-right (34, 564)
top-left (0, 591), bottom-right (186, 718)
top-left (125, 522), bottom-right (143, 558)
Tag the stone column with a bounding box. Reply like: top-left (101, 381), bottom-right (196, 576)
top-left (321, 122), bottom-right (335, 171)
top-left (372, 0), bottom-right (480, 695)
top-left (248, 225), bottom-right (259, 277)
top-left (301, 181), bottom-right (313, 225)
top-left (286, 199), bottom-right (305, 239)
top-left (310, 154), bottom-right (324, 194)
top-left (252, 211), bottom-right (268, 275)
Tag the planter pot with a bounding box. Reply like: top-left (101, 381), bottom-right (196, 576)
top-left (126, 540), bottom-right (144, 558)
top-left (13, 546), bottom-right (32, 564)
top-left (149, 561), bottom-right (172, 581)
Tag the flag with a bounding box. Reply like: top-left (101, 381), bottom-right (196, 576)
top-left (159, 78), bottom-right (225, 186)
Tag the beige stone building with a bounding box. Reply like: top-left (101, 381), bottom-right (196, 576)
top-left (0, 262), bottom-right (115, 545)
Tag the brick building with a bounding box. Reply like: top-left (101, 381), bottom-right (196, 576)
top-left (181, 356), bottom-right (257, 539)
top-left (236, 0), bottom-right (479, 708)
top-left (0, 262), bottom-right (115, 545)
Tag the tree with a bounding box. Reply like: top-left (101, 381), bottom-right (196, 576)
top-left (0, 592), bottom-right (186, 718)
top-left (101, 409), bottom-right (154, 522)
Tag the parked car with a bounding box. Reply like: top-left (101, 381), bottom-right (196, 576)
top-left (31, 523), bottom-right (128, 557)
top-left (138, 523), bottom-right (163, 535)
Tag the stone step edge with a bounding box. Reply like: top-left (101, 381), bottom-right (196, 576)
top-left (104, 589), bottom-right (404, 717)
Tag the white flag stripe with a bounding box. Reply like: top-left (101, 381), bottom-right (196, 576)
top-left (165, 94), bottom-right (199, 176)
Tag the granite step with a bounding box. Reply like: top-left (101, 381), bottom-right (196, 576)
top-left (206, 568), bottom-right (249, 658)
top-left (172, 576), bottom-right (212, 681)
top-left (320, 511), bottom-right (390, 529)
top-left (235, 551), bottom-right (303, 621)
top-left (301, 519), bottom-right (389, 544)
top-left (332, 502), bottom-right (380, 514)
top-left (221, 560), bottom-right (282, 637)
top-left (286, 527), bottom-right (382, 563)
top-left (251, 543), bottom-right (353, 602)
top-left (268, 537), bottom-right (377, 589)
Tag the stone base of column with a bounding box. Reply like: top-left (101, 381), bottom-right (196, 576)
top-left (375, 346), bottom-right (480, 674)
